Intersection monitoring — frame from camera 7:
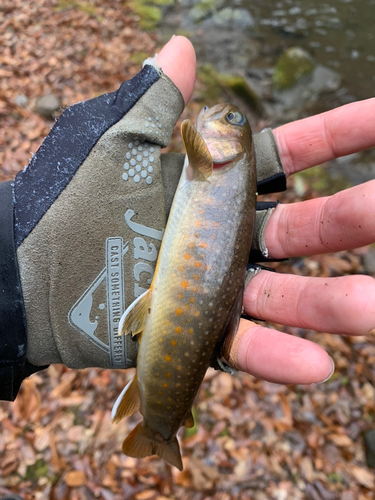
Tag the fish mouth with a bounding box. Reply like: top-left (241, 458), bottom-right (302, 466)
top-left (212, 159), bottom-right (232, 169)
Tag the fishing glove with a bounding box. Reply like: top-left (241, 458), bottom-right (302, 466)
top-left (0, 58), bottom-right (285, 401)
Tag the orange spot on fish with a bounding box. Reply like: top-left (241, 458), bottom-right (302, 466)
top-left (167, 397), bottom-right (172, 402)
top-left (211, 234), bottom-right (216, 239)
top-left (171, 339), bottom-right (178, 346)
top-left (195, 221), bottom-right (201, 226)
top-left (194, 233), bottom-right (200, 238)
top-left (194, 311), bottom-right (200, 317)
top-left (177, 293), bottom-right (184, 300)
top-left (181, 281), bottom-right (188, 289)
top-left (194, 262), bottom-right (203, 268)
top-left (159, 337), bottom-right (163, 343)
top-left (188, 328), bottom-right (194, 334)
top-left (175, 327), bottom-right (182, 334)
top-left (188, 243), bottom-right (194, 248)
top-left (213, 222), bottom-right (219, 227)
top-left (206, 265), bottom-right (212, 271)
top-left (166, 372), bottom-right (171, 378)
top-left (158, 390), bottom-right (163, 396)
top-left (193, 274), bottom-right (200, 281)
top-left (157, 401), bottom-right (162, 405)
top-left (165, 355), bottom-right (172, 362)
top-left (165, 320), bottom-right (170, 326)
top-left (189, 297), bottom-right (195, 304)
top-left (178, 265), bottom-right (185, 272)
top-left (199, 209), bottom-right (205, 214)
top-left (163, 382), bottom-right (168, 389)
top-left (177, 365), bottom-right (182, 371)
top-left (200, 242), bottom-right (208, 248)
top-left (175, 308), bottom-right (183, 316)
top-left (184, 254), bottom-right (191, 260)
top-left (184, 305), bottom-right (190, 311)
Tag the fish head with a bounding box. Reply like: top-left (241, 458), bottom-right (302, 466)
top-left (195, 103), bottom-right (253, 167)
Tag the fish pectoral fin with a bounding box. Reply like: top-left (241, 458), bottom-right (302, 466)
top-left (122, 423), bottom-right (183, 471)
top-left (111, 374), bottom-right (140, 423)
top-left (183, 410), bottom-right (195, 429)
top-left (210, 283), bottom-right (244, 370)
top-left (118, 288), bottom-right (152, 337)
top-left (181, 119), bottom-right (213, 181)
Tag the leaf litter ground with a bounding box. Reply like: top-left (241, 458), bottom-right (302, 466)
top-left (1, 1), bottom-right (375, 499)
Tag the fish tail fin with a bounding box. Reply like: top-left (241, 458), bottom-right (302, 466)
top-left (111, 374), bottom-right (140, 423)
top-left (122, 423), bottom-right (183, 471)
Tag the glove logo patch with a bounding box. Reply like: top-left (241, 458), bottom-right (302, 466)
top-left (68, 238), bottom-right (130, 366)
top-left (122, 140), bottom-right (155, 185)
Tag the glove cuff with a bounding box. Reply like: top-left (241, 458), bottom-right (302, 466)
top-left (254, 128), bottom-right (286, 195)
top-left (0, 181), bottom-right (45, 401)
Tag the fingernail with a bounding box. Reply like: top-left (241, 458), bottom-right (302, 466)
top-left (169, 34), bottom-right (176, 41)
top-left (318, 356), bottom-right (335, 384)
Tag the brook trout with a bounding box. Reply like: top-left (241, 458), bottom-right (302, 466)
top-left (111, 103), bottom-right (256, 470)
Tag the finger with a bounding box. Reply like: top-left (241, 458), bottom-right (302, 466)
top-left (273, 98), bottom-right (375, 175)
top-left (264, 180), bottom-right (375, 258)
top-left (244, 271), bottom-right (375, 336)
top-left (228, 319), bottom-right (334, 385)
top-left (157, 36), bottom-right (196, 105)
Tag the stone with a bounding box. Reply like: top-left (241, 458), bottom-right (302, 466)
top-left (273, 47), bottom-right (315, 90)
top-left (34, 94), bottom-right (61, 118)
top-left (14, 94), bottom-right (28, 108)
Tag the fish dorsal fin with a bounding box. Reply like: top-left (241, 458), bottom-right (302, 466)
top-left (181, 119), bottom-right (213, 181)
top-left (111, 374), bottom-right (140, 423)
top-left (118, 288), bottom-right (152, 337)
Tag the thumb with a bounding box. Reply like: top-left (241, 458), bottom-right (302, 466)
top-left (157, 36), bottom-right (196, 105)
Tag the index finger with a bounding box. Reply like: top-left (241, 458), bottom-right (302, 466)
top-left (274, 97), bottom-right (375, 175)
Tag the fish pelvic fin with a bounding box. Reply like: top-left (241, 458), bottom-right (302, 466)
top-left (122, 423), bottom-right (183, 471)
top-left (181, 119), bottom-right (213, 181)
top-left (118, 288), bottom-right (152, 337)
top-left (111, 374), bottom-right (140, 423)
top-left (183, 410), bottom-right (195, 429)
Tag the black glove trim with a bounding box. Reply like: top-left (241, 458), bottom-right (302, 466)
top-left (257, 172), bottom-right (287, 195)
top-left (14, 65), bottom-right (160, 248)
top-left (0, 181), bottom-right (45, 401)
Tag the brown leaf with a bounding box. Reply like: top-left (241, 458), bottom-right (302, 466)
top-left (64, 470), bottom-right (87, 487)
top-left (351, 466), bottom-right (374, 489)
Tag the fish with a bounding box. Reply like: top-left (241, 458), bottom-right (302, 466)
top-left (111, 103), bottom-right (257, 470)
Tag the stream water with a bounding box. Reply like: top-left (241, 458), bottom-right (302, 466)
top-left (161, 0), bottom-right (375, 186)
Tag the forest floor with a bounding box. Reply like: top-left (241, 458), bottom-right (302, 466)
top-left (1, 1), bottom-right (375, 499)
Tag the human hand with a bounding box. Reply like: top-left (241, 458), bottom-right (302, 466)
top-left (227, 98), bottom-right (375, 385)
top-left (10, 36), bottom-right (195, 380)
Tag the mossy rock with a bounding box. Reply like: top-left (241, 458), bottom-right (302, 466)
top-left (25, 459), bottom-right (49, 482)
top-left (197, 64), bottom-right (261, 112)
top-left (131, 0), bottom-right (174, 30)
top-left (273, 47), bottom-right (315, 90)
top-left (189, 0), bottom-right (224, 23)
top-left (295, 165), bottom-right (351, 197)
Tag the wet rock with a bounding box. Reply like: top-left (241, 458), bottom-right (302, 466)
top-left (271, 63), bottom-right (341, 121)
top-left (273, 47), bottom-right (315, 90)
top-left (14, 94), bottom-right (28, 108)
top-left (209, 8), bottom-right (254, 28)
top-left (34, 94), bottom-right (61, 118)
top-left (364, 428), bottom-right (375, 468)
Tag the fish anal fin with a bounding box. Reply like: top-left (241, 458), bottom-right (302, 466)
top-left (211, 283), bottom-right (244, 370)
top-left (118, 288), bottom-right (152, 337)
top-left (111, 374), bottom-right (140, 423)
top-left (183, 410), bottom-right (195, 429)
top-left (122, 423), bottom-right (183, 471)
top-left (181, 119), bottom-right (213, 181)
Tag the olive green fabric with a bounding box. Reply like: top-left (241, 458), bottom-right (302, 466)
top-left (18, 69), bottom-right (184, 369)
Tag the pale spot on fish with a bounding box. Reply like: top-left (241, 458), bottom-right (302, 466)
top-left (171, 339), bottom-right (177, 346)
top-left (188, 328), bottom-right (194, 334)
top-left (163, 382), bottom-right (168, 389)
top-left (189, 297), bottom-right (195, 304)
top-left (175, 326), bottom-right (182, 334)
top-left (181, 281), bottom-right (188, 289)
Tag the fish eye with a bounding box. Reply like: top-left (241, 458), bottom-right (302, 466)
top-left (226, 111), bottom-right (246, 126)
